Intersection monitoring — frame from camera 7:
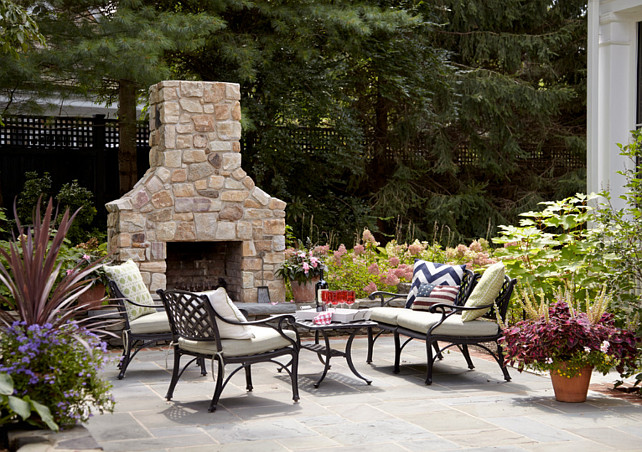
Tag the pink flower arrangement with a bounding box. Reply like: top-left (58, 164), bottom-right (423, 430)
top-left (276, 246), bottom-right (327, 283)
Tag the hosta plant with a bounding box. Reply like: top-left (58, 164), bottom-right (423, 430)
top-left (500, 285), bottom-right (639, 378)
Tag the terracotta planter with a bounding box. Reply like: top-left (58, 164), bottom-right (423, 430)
top-left (290, 277), bottom-right (320, 303)
top-left (549, 363), bottom-right (593, 402)
top-left (77, 283), bottom-right (106, 310)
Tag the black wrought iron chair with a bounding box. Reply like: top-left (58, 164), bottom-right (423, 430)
top-left (157, 289), bottom-right (300, 412)
top-left (107, 280), bottom-right (207, 380)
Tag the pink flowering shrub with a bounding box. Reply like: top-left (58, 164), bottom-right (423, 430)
top-left (324, 229), bottom-right (498, 298)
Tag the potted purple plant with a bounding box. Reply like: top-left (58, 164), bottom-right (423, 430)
top-left (500, 285), bottom-right (639, 402)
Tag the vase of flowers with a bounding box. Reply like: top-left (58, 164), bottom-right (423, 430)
top-left (499, 285), bottom-right (639, 403)
top-left (276, 245), bottom-right (326, 302)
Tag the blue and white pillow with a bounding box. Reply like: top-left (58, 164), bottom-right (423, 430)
top-left (405, 260), bottom-right (466, 308)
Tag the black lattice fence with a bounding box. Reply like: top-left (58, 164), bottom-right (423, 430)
top-left (0, 115), bottom-right (150, 223)
top-left (0, 116), bottom-right (585, 227)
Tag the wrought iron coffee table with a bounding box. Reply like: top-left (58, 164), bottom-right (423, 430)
top-left (295, 319), bottom-right (377, 388)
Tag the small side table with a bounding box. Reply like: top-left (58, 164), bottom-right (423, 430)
top-left (295, 319), bottom-right (377, 388)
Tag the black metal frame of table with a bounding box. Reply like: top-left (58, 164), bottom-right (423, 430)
top-left (295, 319), bottom-right (377, 388)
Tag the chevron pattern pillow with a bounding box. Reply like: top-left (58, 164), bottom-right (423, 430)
top-left (405, 260), bottom-right (466, 308)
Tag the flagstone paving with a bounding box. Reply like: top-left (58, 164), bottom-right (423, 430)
top-left (81, 335), bottom-right (642, 451)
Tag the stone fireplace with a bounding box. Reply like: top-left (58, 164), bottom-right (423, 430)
top-left (105, 81), bottom-right (286, 303)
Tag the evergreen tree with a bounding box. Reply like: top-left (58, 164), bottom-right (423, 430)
top-left (0, 0), bottom-right (221, 193)
top-left (370, 0), bottom-right (587, 244)
top-left (170, 1), bottom-right (451, 245)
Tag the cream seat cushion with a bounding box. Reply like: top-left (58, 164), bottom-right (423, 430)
top-left (178, 326), bottom-right (297, 357)
top-left (396, 310), bottom-right (500, 337)
top-left (369, 307), bottom-right (405, 325)
top-left (129, 311), bottom-right (171, 334)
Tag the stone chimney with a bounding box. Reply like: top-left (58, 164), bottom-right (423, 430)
top-left (106, 81), bottom-right (286, 303)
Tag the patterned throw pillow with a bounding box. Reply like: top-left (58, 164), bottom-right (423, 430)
top-left (461, 261), bottom-right (506, 322)
top-left (199, 288), bottom-right (255, 339)
top-left (405, 260), bottom-right (466, 308)
top-left (103, 260), bottom-right (157, 321)
top-left (411, 283), bottom-right (460, 311)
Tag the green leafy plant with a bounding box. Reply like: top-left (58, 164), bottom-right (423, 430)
top-left (15, 172), bottom-right (100, 245)
top-left (16, 171), bottom-right (52, 225)
top-left (0, 372), bottom-right (57, 431)
top-left (500, 284), bottom-right (639, 378)
top-left (55, 180), bottom-right (98, 244)
top-left (492, 194), bottom-right (611, 320)
top-left (593, 130), bottom-right (642, 332)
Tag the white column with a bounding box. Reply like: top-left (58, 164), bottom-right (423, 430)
top-left (588, 13), bottom-right (637, 207)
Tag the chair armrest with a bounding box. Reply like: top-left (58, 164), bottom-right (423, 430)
top-left (213, 312), bottom-right (300, 348)
top-left (428, 302), bottom-right (494, 314)
top-left (368, 291), bottom-right (407, 307)
top-left (112, 297), bottom-right (164, 309)
top-left (425, 302), bottom-right (496, 335)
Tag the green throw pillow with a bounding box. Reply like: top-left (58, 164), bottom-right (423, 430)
top-left (461, 262), bottom-right (505, 322)
top-left (103, 260), bottom-right (156, 321)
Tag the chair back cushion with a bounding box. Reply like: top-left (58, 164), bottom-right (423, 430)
top-left (461, 262), bottom-right (506, 322)
top-left (103, 259), bottom-right (156, 320)
top-left (411, 284), bottom-right (459, 310)
top-left (405, 260), bottom-right (466, 308)
top-left (198, 288), bottom-right (255, 339)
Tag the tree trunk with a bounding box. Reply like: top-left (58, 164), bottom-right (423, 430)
top-left (118, 80), bottom-right (138, 195)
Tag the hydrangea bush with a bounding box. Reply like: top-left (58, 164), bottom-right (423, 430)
top-left (0, 321), bottom-right (114, 427)
top-left (325, 229), bottom-right (498, 298)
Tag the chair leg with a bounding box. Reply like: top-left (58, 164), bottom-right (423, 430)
top-left (290, 350), bottom-right (300, 402)
top-left (117, 332), bottom-right (133, 380)
top-left (393, 332), bottom-right (401, 374)
top-left (461, 344), bottom-right (475, 370)
top-left (165, 348), bottom-right (182, 401)
top-left (497, 343), bottom-right (511, 381)
top-left (245, 364), bottom-right (253, 392)
top-left (198, 357), bottom-right (207, 376)
top-left (425, 340), bottom-right (435, 385)
top-left (366, 326), bottom-right (374, 364)
top-left (209, 356), bottom-right (226, 413)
